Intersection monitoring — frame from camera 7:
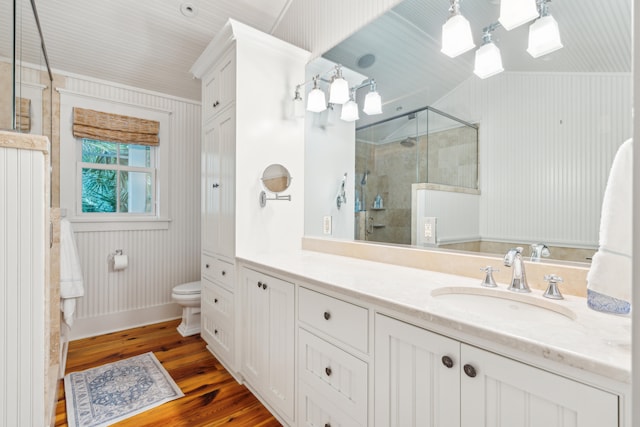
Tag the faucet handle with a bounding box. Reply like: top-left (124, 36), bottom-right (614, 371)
top-left (543, 274), bottom-right (564, 300)
top-left (480, 266), bottom-right (499, 288)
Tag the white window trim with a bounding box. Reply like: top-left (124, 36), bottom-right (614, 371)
top-left (59, 88), bottom-right (172, 232)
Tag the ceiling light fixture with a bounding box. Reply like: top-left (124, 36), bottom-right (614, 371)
top-left (527, 0), bottom-right (563, 58)
top-left (306, 76), bottom-right (327, 113)
top-left (498, 0), bottom-right (539, 31)
top-left (441, 0), bottom-right (475, 58)
top-left (474, 23), bottom-right (504, 79)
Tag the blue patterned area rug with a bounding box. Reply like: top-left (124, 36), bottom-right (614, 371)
top-left (65, 352), bottom-right (184, 427)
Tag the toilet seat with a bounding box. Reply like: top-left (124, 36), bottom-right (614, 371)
top-left (172, 281), bottom-right (201, 295)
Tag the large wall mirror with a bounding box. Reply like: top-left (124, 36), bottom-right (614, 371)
top-left (304, 0), bottom-right (632, 264)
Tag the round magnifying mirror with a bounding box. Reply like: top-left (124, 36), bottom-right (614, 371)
top-left (261, 164), bottom-right (291, 193)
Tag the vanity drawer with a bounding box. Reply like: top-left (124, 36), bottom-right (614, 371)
top-left (202, 278), bottom-right (234, 324)
top-left (299, 329), bottom-right (368, 422)
top-left (298, 380), bottom-right (364, 427)
top-left (299, 287), bottom-right (368, 353)
top-left (202, 255), bottom-right (235, 291)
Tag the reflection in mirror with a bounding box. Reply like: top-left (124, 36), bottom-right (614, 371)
top-left (305, 0), bottom-right (632, 265)
top-left (262, 163), bottom-right (292, 193)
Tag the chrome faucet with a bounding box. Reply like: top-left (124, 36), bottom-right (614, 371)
top-left (530, 243), bottom-right (550, 262)
top-left (503, 247), bottom-right (531, 293)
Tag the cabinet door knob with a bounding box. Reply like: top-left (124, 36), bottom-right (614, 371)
top-left (205, 264), bottom-right (210, 269)
top-left (323, 311), bottom-right (331, 320)
top-left (221, 270), bottom-right (226, 276)
top-left (213, 100), bottom-right (220, 107)
top-left (441, 355), bottom-right (454, 368)
top-left (214, 329), bottom-right (218, 335)
top-left (325, 367), bottom-right (332, 377)
top-left (463, 364), bottom-right (477, 378)
top-left (212, 183), bottom-right (220, 188)
top-left (262, 283), bottom-right (268, 290)
top-left (214, 298), bottom-right (218, 304)
top-left (324, 424), bottom-right (331, 427)
top-left (257, 281), bottom-right (262, 288)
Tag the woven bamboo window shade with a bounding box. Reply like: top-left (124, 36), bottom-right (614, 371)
top-left (16, 97), bottom-right (31, 132)
top-left (72, 108), bottom-right (160, 146)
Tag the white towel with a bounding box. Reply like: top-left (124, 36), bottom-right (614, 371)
top-left (60, 218), bottom-right (84, 326)
top-left (586, 138), bottom-right (632, 303)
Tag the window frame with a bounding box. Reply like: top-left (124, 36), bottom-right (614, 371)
top-left (59, 89), bottom-right (171, 232)
top-left (77, 139), bottom-right (158, 216)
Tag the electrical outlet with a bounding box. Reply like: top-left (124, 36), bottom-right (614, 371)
top-left (423, 217), bottom-right (437, 245)
top-left (323, 216), bottom-right (332, 235)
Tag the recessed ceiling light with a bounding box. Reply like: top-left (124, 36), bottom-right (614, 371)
top-left (357, 54), bottom-right (376, 69)
top-left (180, 2), bottom-right (197, 17)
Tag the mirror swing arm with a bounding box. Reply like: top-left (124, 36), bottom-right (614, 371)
top-left (259, 191), bottom-right (291, 207)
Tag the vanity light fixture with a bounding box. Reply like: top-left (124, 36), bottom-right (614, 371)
top-left (362, 80), bottom-right (382, 115)
top-left (498, 0), bottom-right (539, 31)
top-left (474, 23), bottom-right (504, 79)
top-left (306, 75), bottom-right (327, 113)
top-left (340, 88), bottom-right (360, 122)
top-left (329, 66), bottom-right (350, 105)
top-left (527, 0), bottom-right (563, 58)
top-left (441, 0), bottom-right (475, 58)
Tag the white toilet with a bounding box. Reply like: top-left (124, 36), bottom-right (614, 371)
top-left (171, 281), bottom-right (201, 336)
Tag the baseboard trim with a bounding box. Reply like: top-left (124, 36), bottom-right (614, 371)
top-left (68, 303), bottom-right (182, 340)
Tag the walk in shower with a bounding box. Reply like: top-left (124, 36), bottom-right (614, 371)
top-left (355, 106), bottom-right (478, 244)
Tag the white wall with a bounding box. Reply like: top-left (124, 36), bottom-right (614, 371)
top-left (58, 75), bottom-right (201, 339)
top-left (433, 72), bottom-right (632, 249)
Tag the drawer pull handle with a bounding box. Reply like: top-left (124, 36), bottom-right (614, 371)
top-left (262, 283), bottom-right (268, 290)
top-left (325, 424), bottom-right (331, 427)
top-left (323, 311), bottom-right (331, 320)
top-left (205, 264), bottom-right (210, 269)
top-left (442, 355), bottom-right (454, 368)
top-left (325, 367), bottom-right (332, 377)
top-left (214, 329), bottom-right (218, 335)
top-left (214, 298), bottom-right (218, 304)
top-left (213, 101), bottom-right (220, 107)
top-left (222, 270), bottom-right (226, 276)
top-left (463, 364), bottom-right (477, 378)
top-left (257, 281), bottom-right (262, 288)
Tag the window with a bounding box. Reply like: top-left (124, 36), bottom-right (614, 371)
top-left (79, 138), bottom-right (156, 215)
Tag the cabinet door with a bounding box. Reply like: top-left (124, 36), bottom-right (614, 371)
top-left (242, 269), bottom-right (295, 422)
top-left (461, 344), bottom-right (618, 427)
top-left (201, 108), bottom-right (235, 259)
top-left (202, 49), bottom-right (236, 121)
top-left (375, 315), bottom-right (460, 427)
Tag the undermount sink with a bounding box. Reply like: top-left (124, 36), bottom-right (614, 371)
top-left (431, 286), bottom-right (577, 322)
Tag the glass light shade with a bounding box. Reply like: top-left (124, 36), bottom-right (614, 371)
top-left (340, 100), bottom-right (360, 122)
top-left (362, 91), bottom-right (382, 115)
top-left (441, 14), bottom-right (475, 58)
top-left (499, 0), bottom-right (539, 31)
top-left (527, 15), bottom-right (563, 58)
top-left (474, 43), bottom-right (504, 79)
top-left (307, 87), bottom-right (327, 112)
top-left (329, 77), bottom-right (350, 104)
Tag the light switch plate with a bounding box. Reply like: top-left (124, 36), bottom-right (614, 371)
top-left (323, 216), bottom-right (332, 235)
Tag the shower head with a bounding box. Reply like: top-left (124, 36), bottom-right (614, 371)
top-left (361, 171), bottom-right (369, 185)
top-left (400, 137), bottom-right (416, 147)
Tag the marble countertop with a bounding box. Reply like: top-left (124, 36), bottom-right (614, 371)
top-left (239, 250), bottom-right (631, 384)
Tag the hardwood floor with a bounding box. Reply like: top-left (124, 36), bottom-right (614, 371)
top-left (55, 319), bottom-right (281, 426)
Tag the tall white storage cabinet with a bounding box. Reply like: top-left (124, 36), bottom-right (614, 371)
top-left (0, 131), bottom-right (56, 427)
top-left (191, 19), bottom-right (309, 379)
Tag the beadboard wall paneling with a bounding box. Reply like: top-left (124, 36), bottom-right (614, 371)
top-left (272, 0), bottom-right (404, 57)
top-left (432, 72), bottom-right (632, 248)
top-left (62, 76), bottom-right (201, 339)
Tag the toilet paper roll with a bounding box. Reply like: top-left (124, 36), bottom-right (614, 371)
top-left (113, 254), bottom-right (128, 270)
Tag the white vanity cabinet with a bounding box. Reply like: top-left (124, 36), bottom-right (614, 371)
top-left (297, 287), bottom-right (370, 427)
top-left (375, 314), bottom-right (619, 427)
top-left (241, 267), bottom-right (296, 424)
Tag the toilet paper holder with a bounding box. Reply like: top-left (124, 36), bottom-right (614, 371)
top-left (109, 249), bottom-right (128, 270)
